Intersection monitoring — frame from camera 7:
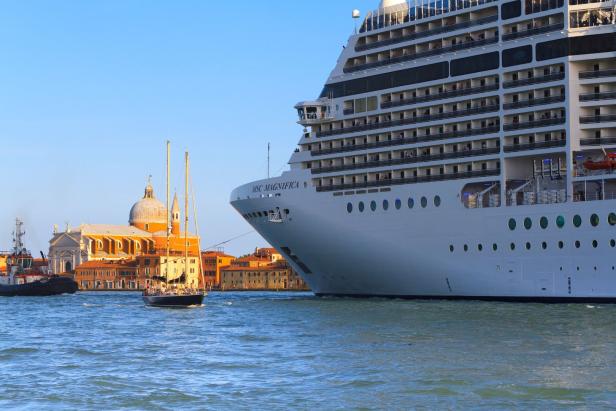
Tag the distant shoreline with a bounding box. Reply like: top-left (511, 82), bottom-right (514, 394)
top-left (77, 289), bottom-right (312, 293)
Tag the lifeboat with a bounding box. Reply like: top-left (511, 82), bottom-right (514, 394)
top-left (583, 152), bottom-right (616, 171)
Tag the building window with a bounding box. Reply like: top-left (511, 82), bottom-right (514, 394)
top-left (509, 218), bottom-right (517, 231)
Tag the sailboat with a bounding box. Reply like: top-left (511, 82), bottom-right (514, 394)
top-left (143, 142), bottom-right (206, 308)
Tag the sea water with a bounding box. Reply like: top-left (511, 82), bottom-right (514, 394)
top-left (1, 292), bottom-right (615, 410)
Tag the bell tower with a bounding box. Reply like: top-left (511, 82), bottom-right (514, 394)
top-left (171, 192), bottom-right (181, 235)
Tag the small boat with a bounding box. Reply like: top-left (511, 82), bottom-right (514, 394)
top-left (0, 219), bottom-right (78, 297)
top-left (143, 142), bottom-right (207, 308)
top-left (583, 151), bottom-right (616, 171)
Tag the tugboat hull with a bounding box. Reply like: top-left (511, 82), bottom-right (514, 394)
top-left (143, 294), bottom-right (204, 308)
top-left (0, 276), bottom-right (78, 297)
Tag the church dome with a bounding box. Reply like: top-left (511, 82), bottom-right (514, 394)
top-left (129, 183), bottom-right (167, 226)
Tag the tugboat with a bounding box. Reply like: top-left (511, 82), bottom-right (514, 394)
top-left (0, 219), bottom-right (78, 297)
top-left (143, 142), bottom-right (206, 308)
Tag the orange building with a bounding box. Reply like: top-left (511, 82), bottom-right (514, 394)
top-left (75, 260), bottom-right (141, 290)
top-left (201, 251), bottom-right (235, 289)
top-left (220, 261), bottom-right (309, 291)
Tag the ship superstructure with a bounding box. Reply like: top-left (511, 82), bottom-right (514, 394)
top-left (231, 0), bottom-right (616, 300)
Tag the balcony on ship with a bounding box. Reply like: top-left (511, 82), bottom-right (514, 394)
top-left (504, 130), bottom-right (566, 153)
top-left (503, 86), bottom-right (566, 111)
top-left (502, 13), bottom-right (564, 41)
top-left (503, 64), bottom-right (564, 89)
top-left (504, 109), bottom-right (566, 132)
top-left (295, 100), bottom-right (334, 126)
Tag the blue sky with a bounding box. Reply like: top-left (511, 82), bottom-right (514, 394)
top-left (0, 0), bottom-right (376, 256)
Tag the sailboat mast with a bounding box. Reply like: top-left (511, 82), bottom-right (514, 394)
top-left (166, 141), bottom-right (170, 283)
top-left (184, 151), bottom-right (189, 286)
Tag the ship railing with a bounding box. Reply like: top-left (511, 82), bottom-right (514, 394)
top-left (573, 192), bottom-right (616, 202)
top-left (344, 36), bottom-right (498, 74)
top-left (502, 22), bottom-right (564, 41)
top-left (503, 117), bottom-right (566, 131)
top-left (579, 91), bottom-right (616, 102)
top-left (312, 147), bottom-right (500, 175)
top-left (503, 139), bottom-right (566, 152)
top-left (316, 169), bottom-right (500, 192)
top-left (503, 95), bottom-right (565, 110)
top-left (579, 69), bottom-right (616, 79)
top-left (356, 14), bottom-right (498, 52)
top-left (312, 125), bottom-right (500, 156)
top-left (381, 83), bottom-right (499, 109)
top-left (580, 137), bottom-right (616, 146)
top-left (503, 72), bottom-right (565, 89)
top-left (580, 115), bottom-right (616, 124)
top-left (317, 105), bottom-right (499, 138)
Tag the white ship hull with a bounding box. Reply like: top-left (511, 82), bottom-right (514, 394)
top-left (232, 172), bottom-right (616, 301)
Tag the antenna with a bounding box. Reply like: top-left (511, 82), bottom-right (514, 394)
top-left (166, 140), bottom-right (170, 284)
top-left (267, 142), bottom-right (271, 179)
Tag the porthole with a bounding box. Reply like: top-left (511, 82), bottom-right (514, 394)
top-left (540, 217), bottom-right (548, 229)
top-left (284, 209), bottom-right (290, 215)
top-left (573, 215), bottom-right (582, 228)
top-left (575, 240), bottom-right (581, 249)
top-left (590, 214), bottom-right (600, 227)
top-left (464, 244), bottom-right (469, 252)
top-left (526, 242), bottom-right (531, 250)
top-left (449, 245), bottom-right (454, 253)
top-left (347, 203), bottom-right (353, 213)
top-left (524, 218), bottom-right (532, 230)
top-left (383, 200), bottom-right (389, 211)
top-left (370, 201), bottom-right (377, 212)
top-left (358, 202), bottom-right (365, 213)
top-left (434, 196), bottom-right (441, 207)
top-left (408, 198), bottom-right (415, 209)
top-left (542, 242), bottom-right (547, 250)
top-left (395, 199), bottom-right (402, 210)
top-left (478, 244), bottom-right (483, 251)
top-left (493, 243), bottom-right (498, 251)
top-left (611, 239), bottom-right (616, 248)
top-left (558, 241), bottom-right (564, 249)
top-left (421, 197), bottom-right (428, 208)
top-left (556, 215), bottom-right (565, 228)
top-left (609, 213), bottom-right (616, 226)
top-left (593, 240), bottom-right (598, 248)
top-left (508, 218), bottom-right (517, 231)
top-left (510, 243), bottom-right (516, 251)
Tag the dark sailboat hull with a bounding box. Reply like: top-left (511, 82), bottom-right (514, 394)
top-left (0, 276), bottom-right (78, 297)
top-left (143, 294), bottom-right (205, 308)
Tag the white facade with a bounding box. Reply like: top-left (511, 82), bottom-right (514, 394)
top-left (231, 0), bottom-right (616, 300)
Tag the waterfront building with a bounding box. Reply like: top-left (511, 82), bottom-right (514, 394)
top-left (220, 261), bottom-right (309, 291)
top-left (201, 251), bottom-right (236, 288)
top-left (51, 180), bottom-right (201, 286)
top-left (231, 0), bottom-right (616, 300)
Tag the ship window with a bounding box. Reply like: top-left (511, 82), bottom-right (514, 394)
top-left (593, 240), bottom-right (598, 248)
top-left (370, 201), bottom-right (377, 211)
top-left (573, 215), bottom-right (582, 227)
top-left (556, 215), bottom-right (565, 228)
top-left (408, 198), bottom-right (415, 209)
top-left (526, 242), bottom-right (531, 250)
top-left (559, 241), bottom-right (564, 249)
top-left (542, 242), bottom-right (548, 250)
top-left (358, 202), bottom-right (365, 212)
top-left (434, 196), bottom-right (441, 207)
top-left (609, 213), bottom-right (616, 226)
top-left (510, 243), bottom-right (516, 250)
top-left (575, 240), bottom-right (581, 248)
top-left (540, 217), bottom-right (548, 229)
top-left (509, 218), bottom-right (517, 231)
top-left (590, 214), bottom-right (600, 227)
top-left (611, 239), bottom-right (616, 248)
top-left (383, 200), bottom-right (389, 211)
top-left (421, 197), bottom-right (428, 208)
top-left (464, 244), bottom-right (469, 252)
top-left (395, 199), bottom-right (402, 210)
top-left (347, 203), bottom-right (353, 213)
top-left (449, 245), bottom-right (454, 253)
top-left (493, 243), bottom-right (498, 251)
top-left (524, 218), bottom-right (532, 230)
top-left (478, 244), bottom-right (483, 251)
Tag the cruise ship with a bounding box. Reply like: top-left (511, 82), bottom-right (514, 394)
top-left (231, 0), bottom-right (616, 301)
